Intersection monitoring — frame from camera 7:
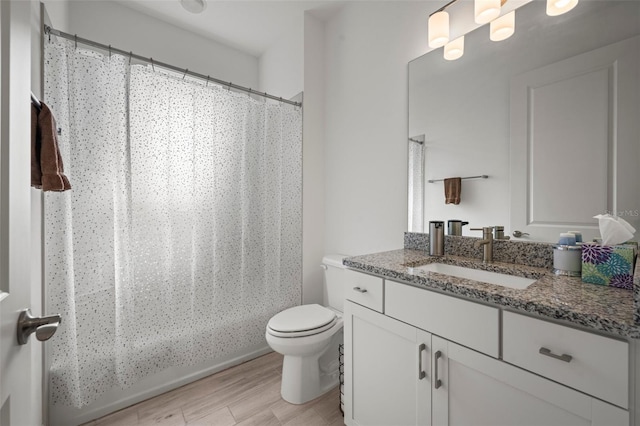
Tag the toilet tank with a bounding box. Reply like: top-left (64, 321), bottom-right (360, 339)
top-left (322, 254), bottom-right (350, 313)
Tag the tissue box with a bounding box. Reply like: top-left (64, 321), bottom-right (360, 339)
top-left (581, 243), bottom-right (636, 290)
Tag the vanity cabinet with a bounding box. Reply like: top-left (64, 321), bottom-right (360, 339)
top-left (432, 335), bottom-right (628, 426)
top-left (344, 272), bottom-right (630, 426)
top-left (344, 301), bottom-right (431, 426)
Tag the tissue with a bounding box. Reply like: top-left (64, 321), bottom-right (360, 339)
top-left (581, 214), bottom-right (637, 289)
top-left (593, 214), bottom-right (636, 246)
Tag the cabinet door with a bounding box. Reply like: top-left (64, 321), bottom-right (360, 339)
top-left (431, 336), bottom-right (628, 426)
top-left (344, 301), bottom-right (431, 426)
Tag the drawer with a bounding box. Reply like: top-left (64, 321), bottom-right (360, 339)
top-left (385, 280), bottom-right (499, 357)
top-left (344, 270), bottom-right (384, 313)
top-left (503, 311), bottom-right (628, 409)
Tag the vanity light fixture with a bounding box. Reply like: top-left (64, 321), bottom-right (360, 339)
top-left (475, 0), bottom-right (502, 24)
top-left (428, 10), bottom-right (450, 48)
top-left (546, 0), bottom-right (579, 16)
top-left (444, 36), bottom-right (465, 60)
top-left (490, 10), bottom-right (515, 41)
top-left (428, 0), bottom-right (579, 62)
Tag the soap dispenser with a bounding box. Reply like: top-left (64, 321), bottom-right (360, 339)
top-left (429, 221), bottom-right (445, 256)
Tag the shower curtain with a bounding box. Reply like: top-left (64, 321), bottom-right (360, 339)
top-left (44, 40), bottom-right (302, 408)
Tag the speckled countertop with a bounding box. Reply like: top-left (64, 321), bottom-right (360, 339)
top-left (344, 249), bottom-right (640, 339)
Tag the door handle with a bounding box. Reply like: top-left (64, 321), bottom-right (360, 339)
top-left (434, 350), bottom-right (443, 389)
top-left (539, 347), bottom-right (573, 363)
top-left (17, 308), bottom-right (61, 345)
top-left (418, 343), bottom-right (427, 380)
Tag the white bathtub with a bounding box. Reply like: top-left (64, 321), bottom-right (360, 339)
top-left (48, 343), bottom-right (271, 426)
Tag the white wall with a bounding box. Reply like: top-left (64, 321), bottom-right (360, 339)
top-left (300, 13), bottom-right (326, 305)
top-left (257, 11), bottom-right (327, 305)
top-left (323, 2), bottom-right (428, 256)
top-left (45, 0), bottom-right (259, 89)
top-left (258, 17), bottom-right (303, 100)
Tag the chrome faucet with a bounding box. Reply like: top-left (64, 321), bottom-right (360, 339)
top-left (471, 227), bottom-right (494, 263)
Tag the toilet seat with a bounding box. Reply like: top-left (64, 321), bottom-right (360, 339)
top-left (267, 304), bottom-right (337, 338)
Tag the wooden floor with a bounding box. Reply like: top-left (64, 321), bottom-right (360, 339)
top-left (83, 352), bottom-right (345, 426)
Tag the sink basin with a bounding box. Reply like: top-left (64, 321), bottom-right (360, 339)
top-left (413, 263), bottom-right (537, 290)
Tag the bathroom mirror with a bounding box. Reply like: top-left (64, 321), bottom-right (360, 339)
top-left (408, 0), bottom-right (640, 242)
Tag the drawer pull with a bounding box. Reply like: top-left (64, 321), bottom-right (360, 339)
top-left (353, 287), bottom-right (368, 293)
top-left (539, 347), bottom-right (573, 363)
top-left (434, 350), bottom-right (443, 389)
top-left (418, 343), bottom-right (427, 380)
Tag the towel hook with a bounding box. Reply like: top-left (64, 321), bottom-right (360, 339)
top-left (183, 69), bottom-right (188, 80)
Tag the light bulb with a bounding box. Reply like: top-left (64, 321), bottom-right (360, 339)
top-left (490, 11), bottom-right (515, 41)
top-left (475, 0), bottom-right (501, 24)
top-left (444, 36), bottom-right (464, 61)
top-left (546, 0), bottom-right (578, 16)
top-left (428, 11), bottom-right (450, 48)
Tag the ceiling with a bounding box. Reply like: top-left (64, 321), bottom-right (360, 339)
top-left (116, 0), bottom-right (345, 57)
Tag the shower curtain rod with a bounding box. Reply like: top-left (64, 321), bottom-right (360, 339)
top-left (43, 25), bottom-right (302, 108)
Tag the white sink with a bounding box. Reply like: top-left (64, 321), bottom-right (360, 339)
top-left (413, 263), bottom-right (537, 290)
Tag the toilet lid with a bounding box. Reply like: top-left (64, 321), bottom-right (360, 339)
top-left (268, 304), bottom-right (336, 334)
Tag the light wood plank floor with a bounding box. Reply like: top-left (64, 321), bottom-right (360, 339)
top-left (83, 352), bottom-right (345, 426)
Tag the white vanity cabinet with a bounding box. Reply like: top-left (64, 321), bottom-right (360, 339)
top-left (344, 301), bottom-right (431, 426)
top-left (344, 272), bottom-right (631, 426)
top-left (431, 335), bottom-right (628, 426)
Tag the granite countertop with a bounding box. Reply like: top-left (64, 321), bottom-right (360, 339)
top-left (344, 249), bottom-right (640, 339)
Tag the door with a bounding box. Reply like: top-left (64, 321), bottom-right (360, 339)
top-left (344, 301), bottom-right (431, 426)
top-left (510, 35), bottom-right (640, 243)
top-left (431, 336), bottom-right (628, 426)
top-left (0, 1), bottom-right (39, 425)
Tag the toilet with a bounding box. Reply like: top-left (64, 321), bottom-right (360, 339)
top-left (266, 254), bottom-right (348, 404)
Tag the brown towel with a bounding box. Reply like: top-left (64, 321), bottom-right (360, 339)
top-left (31, 102), bottom-right (71, 192)
top-left (444, 177), bottom-right (461, 205)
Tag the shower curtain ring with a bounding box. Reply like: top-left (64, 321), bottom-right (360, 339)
top-left (129, 51), bottom-right (133, 65)
top-left (150, 58), bottom-right (155, 71)
top-left (183, 69), bottom-right (188, 80)
top-left (248, 88), bottom-right (252, 98)
top-left (74, 34), bottom-right (77, 49)
top-left (206, 75), bottom-right (210, 87)
top-left (108, 45), bottom-right (112, 58)
top-left (227, 82), bottom-right (232, 91)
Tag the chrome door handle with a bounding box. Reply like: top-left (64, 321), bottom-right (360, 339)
top-left (512, 230), bottom-right (530, 238)
top-left (418, 343), bottom-right (427, 380)
top-left (352, 287), bottom-right (367, 293)
top-left (539, 347), bottom-right (572, 363)
top-left (434, 350), bottom-right (443, 389)
top-left (17, 308), bottom-right (61, 345)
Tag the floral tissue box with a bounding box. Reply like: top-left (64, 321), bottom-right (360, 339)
top-left (581, 243), bottom-right (637, 290)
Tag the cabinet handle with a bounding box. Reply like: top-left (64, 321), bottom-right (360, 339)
top-left (352, 287), bottom-right (367, 293)
top-left (434, 350), bottom-right (443, 389)
top-left (539, 347), bottom-right (573, 363)
top-left (418, 343), bottom-right (427, 380)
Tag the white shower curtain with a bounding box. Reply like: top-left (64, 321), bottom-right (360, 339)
top-left (44, 40), bottom-right (302, 408)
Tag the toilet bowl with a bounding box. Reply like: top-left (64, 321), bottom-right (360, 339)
top-left (266, 255), bottom-right (348, 404)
